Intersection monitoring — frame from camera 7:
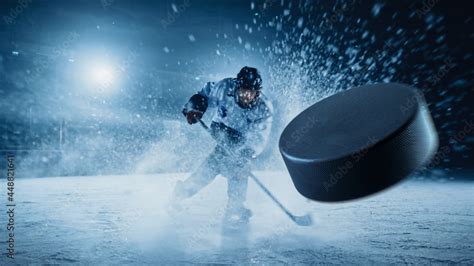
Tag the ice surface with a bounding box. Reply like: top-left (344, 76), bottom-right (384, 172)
top-left (1, 172), bottom-right (472, 264)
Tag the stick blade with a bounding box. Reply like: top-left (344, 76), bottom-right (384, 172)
top-left (293, 214), bottom-right (313, 226)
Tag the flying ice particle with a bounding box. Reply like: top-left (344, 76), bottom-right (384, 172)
top-left (250, 2), bottom-right (255, 10)
top-left (163, 47), bottom-right (170, 53)
top-left (245, 42), bottom-right (251, 50)
top-left (435, 35), bottom-right (445, 44)
top-left (297, 17), bottom-right (304, 28)
top-left (171, 3), bottom-right (178, 13)
top-left (371, 3), bottom-right (385, 17)
top-left (188, 34), bottom-right (196, 42)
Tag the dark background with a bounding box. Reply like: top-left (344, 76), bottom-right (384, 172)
top-left (0, 0), bottom-right (472, 179)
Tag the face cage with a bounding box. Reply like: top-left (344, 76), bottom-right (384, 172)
top-left (234, 89), bottom-right (260, 109)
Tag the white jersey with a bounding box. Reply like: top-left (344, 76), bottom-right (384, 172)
top-left (197, 78), bottom-right (273, 155)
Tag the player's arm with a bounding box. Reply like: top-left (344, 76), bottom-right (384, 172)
top-left (182, 81), bottom-right (222, 124)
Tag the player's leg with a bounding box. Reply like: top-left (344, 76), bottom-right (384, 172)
top-left (171, 146), bottom-right (225, 202)
top-left (226, 174), bottom-right (249, 211)
top-left (223, 156), bottom-right (252, 222)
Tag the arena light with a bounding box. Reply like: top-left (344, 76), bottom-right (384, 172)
top-left (87, 62), bottom-right (116, 93)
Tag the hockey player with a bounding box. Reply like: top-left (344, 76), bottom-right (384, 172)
top-left (171, 66), bottom-right (273, 223)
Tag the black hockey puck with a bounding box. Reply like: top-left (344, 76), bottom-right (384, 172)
top-left (279, 83), bottom-right (438, 202)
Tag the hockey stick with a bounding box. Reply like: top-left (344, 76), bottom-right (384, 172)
top-left (197, 119), bottom-right (313, 226)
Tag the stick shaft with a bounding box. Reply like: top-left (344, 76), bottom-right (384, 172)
top-left (248, 173), bottom-right (295, 220)
top-left (198, 119), bottom-right (209, 130)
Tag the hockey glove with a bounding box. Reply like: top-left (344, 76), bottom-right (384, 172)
top-left (182, 109), bottom-right (203, 125)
